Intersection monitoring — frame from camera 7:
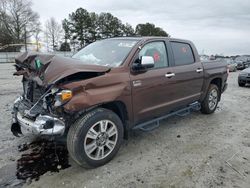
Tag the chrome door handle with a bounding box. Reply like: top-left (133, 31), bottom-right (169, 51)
top-left (165, 73), bottom-right (175, 78)
top-left (196, 68), bottom-right (203, 73)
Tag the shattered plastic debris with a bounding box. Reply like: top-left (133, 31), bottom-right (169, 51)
top-left (16, 140), bottom-right (71, 181)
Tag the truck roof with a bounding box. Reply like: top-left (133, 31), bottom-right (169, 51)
top-left (106, 36), bottom-right (192, 44)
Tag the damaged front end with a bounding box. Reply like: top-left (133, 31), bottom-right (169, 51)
top-left (11, 52), bottom-right (109, 137)
top-left (11, 67), bottom-right (66, 137)
top-left (11, 92), bottom-right (66, 137)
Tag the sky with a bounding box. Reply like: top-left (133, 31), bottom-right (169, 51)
top-left (32, 0), bottom-right (250, 55)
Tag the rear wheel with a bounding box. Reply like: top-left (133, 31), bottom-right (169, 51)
top-left (201, 84), bottom-right (220, 114)
top-left (67, 108), bottom-right (124, 168)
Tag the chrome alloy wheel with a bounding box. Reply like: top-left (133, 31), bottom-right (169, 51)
top-left (84, 120), bottom-right (118, 160)
top-left (208, 89), bottom-right (218, 110)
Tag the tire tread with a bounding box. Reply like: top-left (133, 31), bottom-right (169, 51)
top-left (67, 108), bottom-right (123, 168)
top-left (201, 84), bottom-right (220, 114)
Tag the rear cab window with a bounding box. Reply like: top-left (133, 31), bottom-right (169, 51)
top-left (170, 42), bottom-right (195, 66)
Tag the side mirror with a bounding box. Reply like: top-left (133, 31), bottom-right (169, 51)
top-left (132, 56), bottom-right (154, 72)
top-left (141, 56), bottom-right (155, 68)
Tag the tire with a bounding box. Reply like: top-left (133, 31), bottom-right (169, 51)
top-left (201, 84), bottom-right (220, 114)
top-left (238, 82), bottom-right (245, 87)
top-left (67, 108), bottom-right (124, 168)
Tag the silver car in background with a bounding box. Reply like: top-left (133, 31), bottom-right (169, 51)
top-left (224, 59), bottom-right (237, 72)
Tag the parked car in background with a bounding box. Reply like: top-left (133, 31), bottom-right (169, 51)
top-left (224, 59), bottom-right (237, 72)
top-left (200, 55), bottom-right (209, 62)
top-left (236, 60), bottom-right (246, 70)
top-left (245, 60), bottom-right (250, 68)
top-left (238, 68), bottom-right (250, 87)
top-left (235, 56), bottom-right (250, 70)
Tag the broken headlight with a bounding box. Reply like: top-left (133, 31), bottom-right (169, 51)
top-left (54, 90), bottom-right (73, 107)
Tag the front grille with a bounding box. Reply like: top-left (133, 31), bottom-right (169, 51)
top-left (19, 78), bottom-right (48, 118)
top-left (17, 99), bottom-right (33, 116)
top-left (23, 79), bottom-right (44, 103)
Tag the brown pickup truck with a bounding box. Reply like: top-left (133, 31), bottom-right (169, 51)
top-left (11, 37), bottom-right (228, 167)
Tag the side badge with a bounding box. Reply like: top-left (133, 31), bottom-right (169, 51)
top-left (133, 80), bottom-right (142, 87)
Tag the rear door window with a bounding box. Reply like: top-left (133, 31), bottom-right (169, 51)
top-left (171, 42), bottom-right (195, 66)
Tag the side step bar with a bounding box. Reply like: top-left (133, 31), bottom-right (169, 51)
top-left (132, 101), bottom-right (201, 132)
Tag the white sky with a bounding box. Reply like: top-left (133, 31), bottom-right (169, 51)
top-left (32, 0), bottom-right (250, 55)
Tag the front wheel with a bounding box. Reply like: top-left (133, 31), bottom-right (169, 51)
top-left (67, 108), bottom-right (124, 168)
top-left (201, 84), bottom-right (220, 114)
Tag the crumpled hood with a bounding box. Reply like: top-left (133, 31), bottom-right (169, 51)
top-left (14, 52), bottom-right (110, 86)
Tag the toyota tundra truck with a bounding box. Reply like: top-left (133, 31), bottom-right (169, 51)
top-left (11, 37), bottom-right (228, 167)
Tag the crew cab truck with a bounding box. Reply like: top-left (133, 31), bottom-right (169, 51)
top-left (11, 37), bottom-right (228, 167)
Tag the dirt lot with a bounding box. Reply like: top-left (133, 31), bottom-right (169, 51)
top-left (0, 63), bottom-right (249, 188)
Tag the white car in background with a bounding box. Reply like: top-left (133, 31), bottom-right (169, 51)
top-left (222, 59), bottom-right (237, 72)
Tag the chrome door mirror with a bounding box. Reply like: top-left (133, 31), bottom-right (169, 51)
top-left (141, 56), bottom-right (155, 68)
top-left (132, 56), bottom-right (155, 72)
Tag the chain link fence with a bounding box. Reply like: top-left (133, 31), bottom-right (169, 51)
top-left (0, 51), bottom-right (75, 63)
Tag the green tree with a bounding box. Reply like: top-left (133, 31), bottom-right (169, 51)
top-left (98, 13), bottom-right (123, 38)
top-left (135, 23), bottom-right (169, 37)
top-left (62, 19), bottom-right (71, 42)
top-left (68, 8), bottom-right (91, 47)
top-left (88, 12), bottom-right (100, 43)
top-left (63, 9), bottom-right (130, 49)
top-left (60, 42), bottom-right (71, 51)
top-left (62, 8), bottom-right (169, 50)
top-left (121, 23), bottom-right (135, 36)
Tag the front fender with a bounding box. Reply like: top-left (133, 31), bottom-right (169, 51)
top-left (63, 82), bottom-right (128, 112)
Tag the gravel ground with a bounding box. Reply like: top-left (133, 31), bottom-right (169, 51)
top-left (0, 63), bottom-right (249, 188)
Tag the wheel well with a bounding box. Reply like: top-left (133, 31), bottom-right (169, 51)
top-left (210, 78), bottom-right (222, 100)
top-left (210, 78), bottom-right (222, 91)
top-left (100, 101), bottom-right (129, 139)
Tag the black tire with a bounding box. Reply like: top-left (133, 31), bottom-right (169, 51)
top-left (67, 108), bottom-right (124, 168)
top-left (201, 84), bottom-right (220, 114)
top-left (238, 82), bottom-right (245, 87)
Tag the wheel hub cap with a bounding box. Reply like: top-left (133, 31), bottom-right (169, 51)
top-left (84, 120), bottom-right (118, 160)
top-left (96, 133), bottom-right (108, 146)
top-left (208, 89), bottom-right (218, 110)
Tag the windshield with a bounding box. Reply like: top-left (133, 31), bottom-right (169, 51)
top-left (72, 39), bottom-right (138, 67)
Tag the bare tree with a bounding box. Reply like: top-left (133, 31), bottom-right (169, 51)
top-left (33, 22), bottom-right (42, 51)
top-left (0, 0), bottom-right (39, 51)
top-left (45, 17), bottom-right (62, 51)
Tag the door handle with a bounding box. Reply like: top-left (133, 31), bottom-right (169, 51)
top-left (165, 73), bottom-right (175, 78)
top-left (196, 68), bottom-right (203, 73)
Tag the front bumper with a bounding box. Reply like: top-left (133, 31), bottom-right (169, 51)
top-left (238, 76), bottom-right (250, 83)
top-left (11, 97), bottom-right (65, 137)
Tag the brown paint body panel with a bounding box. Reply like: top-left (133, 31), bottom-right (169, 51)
top-left (14, 37), bottom-right (228, 128)
top-left (62, 70), bottom-right (133, 123)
